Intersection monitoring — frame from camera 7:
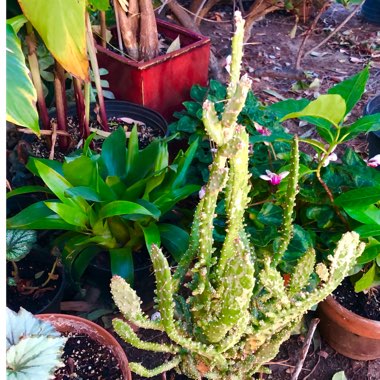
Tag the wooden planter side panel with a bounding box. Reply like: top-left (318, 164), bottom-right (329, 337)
top-left (95, 20), bottom-right (211, 121)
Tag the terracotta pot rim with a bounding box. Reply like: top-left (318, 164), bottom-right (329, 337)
top-left (319, 295), bottom-right (380, 339)
top-left (95, 19), bottom-right (210, 70)
top-left (37, 313), bottom-right (132, 380)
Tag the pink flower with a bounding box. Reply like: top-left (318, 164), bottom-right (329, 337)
top-left (367, 154), bottom-right (380, 168)
top-left (260, 170), bottom-right (289, 185)
top-left (254, 122), bottom-right (271, 136)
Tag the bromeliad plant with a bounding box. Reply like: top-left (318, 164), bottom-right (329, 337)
top-left (110, 12), bottom-right (364, 379)
top-left (7, 127), bottom-right (199, 284)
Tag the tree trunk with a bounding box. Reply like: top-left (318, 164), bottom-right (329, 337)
top-left (244, 0), bottom-right (283, 42)
top-left (139, 0), bottom-right (159, 61)
top-left (114, 0), bottom-right (139, 60)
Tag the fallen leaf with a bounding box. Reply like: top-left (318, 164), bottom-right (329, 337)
top-left (166, 35), bottom-right (181, 54)
top-left (318, 350), bottom-right (329, 359)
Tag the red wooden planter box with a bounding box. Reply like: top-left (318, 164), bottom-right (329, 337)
top-left (95, 19), bottom-right (211, 121)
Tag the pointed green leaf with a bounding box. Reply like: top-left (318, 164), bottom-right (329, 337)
top-left (7, 201), bottom-right (80, 231)
top-left (340, 114), bottom-right (380, 142)
top-left (354, 262), bottom-right (377, 292)
top-left (98, 201), bottom-right (154, 220)
top-left (125, 125), bottom-right (139, 179)
top-left (6, 185), bottom-right (52, 199)
top-left (281, 94), bottom-right (346, 127)
top-left (267, 98), bottom-right (310, 119)
top-left (158, 223), bottom-right (189, 262)
top-left (6, 24), bottom-right (39, 133)
top-left (139, 222), bottom-right (161, 255)
top-left (44, 202), bottom-right (89, 228)
top-left (110, 247), bottom-right (134, 284)
top-left (335, 187), bottom-right (380, 208)
top-left (18, 0), bottom-right (89, 80)
top-left (328, 67), bottom-right (369, 115)
top-left (101, 127), bottom-right (126, 178)
top-left (354, 224), bottom-right (380, 238)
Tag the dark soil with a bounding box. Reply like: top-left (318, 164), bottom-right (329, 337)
top-left (333, 278), bottom-right (380, 321)
top-left (29, 114), bottom-right (161, 161)
top-left (6, 252), bottom-right (63, 314)
top-left (55, 331), bottom-right (124, 380)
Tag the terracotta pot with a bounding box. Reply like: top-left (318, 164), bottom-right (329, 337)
top-left (37, 313), bottom-right (132, 379)
top-left (95, 19), bottom-right (210, 121)
top-left (317, 295), bottom-right (380, 360)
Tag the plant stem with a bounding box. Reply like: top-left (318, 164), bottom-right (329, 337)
top-left (84, 81), bottom-right (91, 138)
top-left (86, 12), bottom-right (109, 131)
top-left (53, 60), bottom-right (69, 150)
top-left (100, 11), bottom-right (107, 48)
top-left (11, 261), bottom-right (20, 283)
top-left (73, 78), bottom-right (87, 138)
top-left (25, 22), bottom-right (50, 129)
top-left (40, 258), bottom-right (59, 288)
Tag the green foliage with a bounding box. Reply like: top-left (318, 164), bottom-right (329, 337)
top-left (6, 307), bottom-right (66, 379)
top-left (111, 12), bottom-right (364, 379)
top-left (6, 229), bottom-right (37, 262)
top-left (6, 21), bottom-right (39, 134)
top-left (7, 128), bottom-right (199, 284)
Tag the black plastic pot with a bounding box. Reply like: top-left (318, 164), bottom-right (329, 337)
top-left (361, 0), bottom-right (380, 25)
top-left (364, 94), bottom-right (380, 160)
top-left (48, 99), bottom-right (168, 139)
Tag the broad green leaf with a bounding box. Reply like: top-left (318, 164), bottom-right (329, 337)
top-left (328, 67), bottom-right (369, 115)
top-left (98, 201), bottom-right (154, 220)
top-left (344, 205), bottom-right (380, 225)
top-left (88, 0), bottom-right (110, 11)
top-left (190, 84), bottom-right (208, 102)
top-left (257, 203), bottom-right (283, 226)
top-left (110, 247), bottom-right (134, 284)
top-left (6, 24), bottom-right (39, 133)
top-left (6, 336), bottom-right (66, 379)
top-left (6, 185), bottom-right (52, 199)
top-left (6, 230), bottom-right (37, 262)
top-left (354, 224), bottom-right (380, 238)
top-left (139, 222), bottom-right (161, 255)
top-left (7, 201), bottom-right (80, 231)
top-left (44, 202), bottom-right (88, 228)
top-left (340, 114), bottom-right (380, 142)
top-left (101, 127), bottom-right (126, 178)
top-left (357, 244), bottom-right (380, 265)
top-left (335, 187), bottom-right (380, 208)
top-left (267, 98), bottom-right (310, 119)
top-left (281, 94), bottom-right (346, 127)
top-left (18, 0), bottom-right (89, 80)
top-left (159, 223), bottom-right (189, 262)
top-left (354, 262), bottom-right (377, 292)
top-left (6, 15), bottom-right (28, 33)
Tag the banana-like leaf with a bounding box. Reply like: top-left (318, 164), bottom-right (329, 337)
top-left (18, 0), bottom-right (89, 81)
top-left (98, 201), bottom-right (154, 220)
top-left (6, 24), bottom-right (39, 134)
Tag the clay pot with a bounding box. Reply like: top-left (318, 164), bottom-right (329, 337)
top-left (317, 295), bottom-right (380, 360)
top-left (37, 313), bottom-right (132, 379)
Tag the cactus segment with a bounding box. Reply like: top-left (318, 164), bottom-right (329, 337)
top-left (129, 357), bottom-right (182, 378)
top-left (110, 275), bottom-right (163, 331)
top-left (288, 247), bottom-right (316, 295)
top-left (274, 136), bottom-right (300, 264)
top-left (111, 11), bottom-right (365, 379)
top-left (112, 318), bottom-right (178, 353)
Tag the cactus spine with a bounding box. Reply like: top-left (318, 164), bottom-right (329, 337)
top-left (111, 11), bottom-right (365, 379)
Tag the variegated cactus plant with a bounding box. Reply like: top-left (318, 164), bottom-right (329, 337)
top-left (110, 11), bottom-right (365, 379)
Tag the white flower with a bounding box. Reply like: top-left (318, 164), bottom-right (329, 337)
top-left (225, 55), bottom-right (232, 73)
top-left (260, 170), bottom-right (289, 185)
top-left (322, 152), bottom-right (338, 167)
top-left (367, 154), bottom-right (380, 168)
